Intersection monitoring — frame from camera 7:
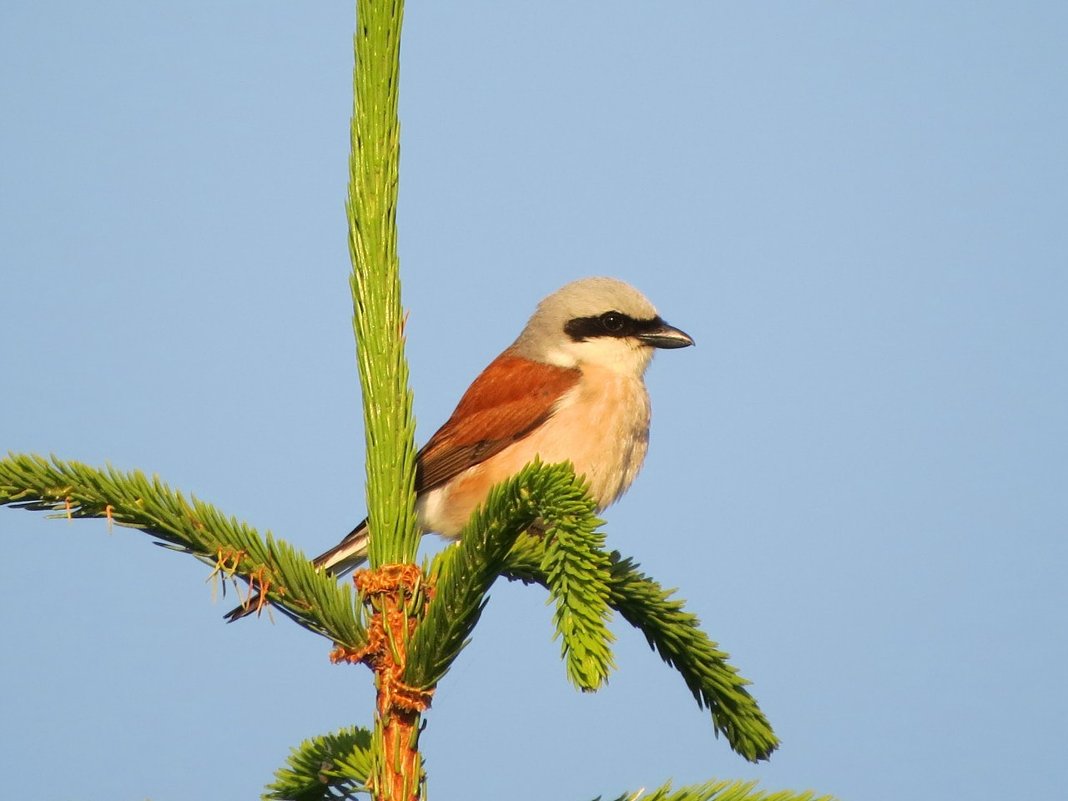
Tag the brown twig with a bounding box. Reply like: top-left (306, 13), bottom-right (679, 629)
top-left (332, 563), bottom-right (433, 801)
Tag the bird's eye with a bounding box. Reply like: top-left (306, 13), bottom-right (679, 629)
top-left (600, 312), bottom-right (626, 333)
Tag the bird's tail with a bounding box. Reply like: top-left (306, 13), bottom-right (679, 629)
top-left (223, 519), bottom-right (371, 622)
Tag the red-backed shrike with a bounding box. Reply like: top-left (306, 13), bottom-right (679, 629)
top-left (227, 276), bottom-right (692, 620)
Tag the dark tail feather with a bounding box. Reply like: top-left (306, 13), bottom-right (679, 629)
top-left (310, 518), bottom-right (372, 575)
top-left (223, 519), bottom-right (371, 623)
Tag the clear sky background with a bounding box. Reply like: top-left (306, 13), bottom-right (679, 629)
top-left (2, 3), bottom-right (1065, 800)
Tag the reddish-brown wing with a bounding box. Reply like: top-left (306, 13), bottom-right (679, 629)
top-left (416, 352), bottom-right (580, 492)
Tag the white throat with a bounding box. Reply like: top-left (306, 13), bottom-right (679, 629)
top-left (543, 336), bottom-right (654, 376)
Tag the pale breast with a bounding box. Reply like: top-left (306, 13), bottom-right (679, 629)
top-left (418, 365), bottom-right (651, 536)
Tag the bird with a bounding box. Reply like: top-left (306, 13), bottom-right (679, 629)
top-left (225, 276), bottom-right (693, 621)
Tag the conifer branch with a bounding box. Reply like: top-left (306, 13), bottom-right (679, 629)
top-left (346, 1), bottom-right (424, 797)
top-left (404, 461), bottom-right (614, 692)
top-left (265, 725), bottom-right (373, 801)
top-left (0, 452), bottom-right (367, 649)
top-left (537, 481), bottom-right (616, 691)
top-left (347, 0), bottom-right (418, 569)
top-left (599, 780), bottom-right (836, 801)
top-left (503, 536), bottom-right (780, 762)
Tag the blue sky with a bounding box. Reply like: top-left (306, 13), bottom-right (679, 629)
top-left (2, 2), bottom-right (1066, 799)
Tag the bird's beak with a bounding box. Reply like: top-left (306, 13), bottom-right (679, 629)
top-left (639, 320), bottom-right (695, 349)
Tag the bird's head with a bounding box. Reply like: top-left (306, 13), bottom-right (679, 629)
top-left (512, 277), bottom-right (694, 375)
